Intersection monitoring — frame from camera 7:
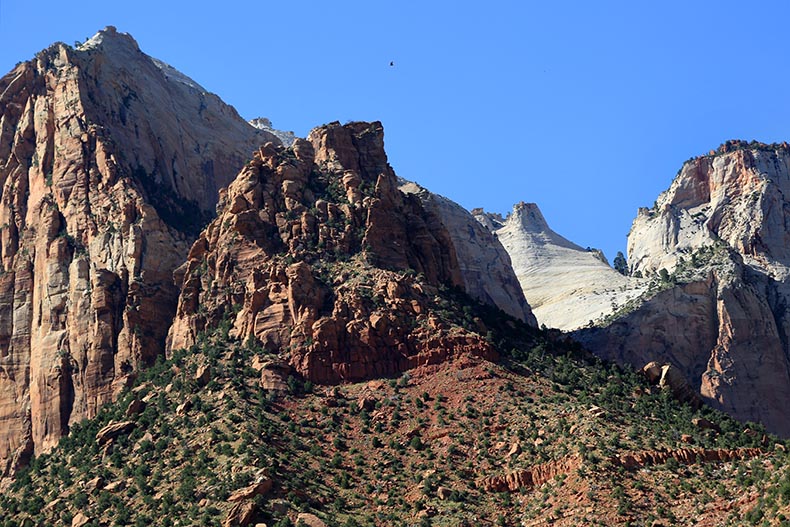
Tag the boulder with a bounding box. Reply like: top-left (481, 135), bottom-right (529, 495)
top-left (105, 479), bottom-right (126, 493)
top-left (126, 399), bottom-right (146, 417)
top-left (176, 400), bottom-right (193, 415)
top-left (195, 364), bottom-right (211, 386)
top-left (228, 479), bottom-right (273, 502)
top-left (692, 417), bottom-right (721, 433)
top-left (72, 512), bottom-right (91, 527)
top-left (295, 513), bottom-right (328, 527)
top-left (96, 421), bottom-right (135, 446)
top-left (223, 501), bottom-right (256, 527)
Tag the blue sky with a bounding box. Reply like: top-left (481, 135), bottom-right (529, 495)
top-left (2, 1), bottom-right (790, 263)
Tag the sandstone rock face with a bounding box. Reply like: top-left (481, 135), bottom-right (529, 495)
top-left (578, 142), bottom-right (790, 436)
top-left (475, 202), bottom-right (647, 330)
top-left (167, 121), bottom-right (497, 384)
top-left (249, 117), bottom-right (296, 147)
top-left (222, 502), bottom-right (256, 527)
top-left (611, 447), bottom-right (763, 470)
top-left (641, 361), bottom-right (701, 408)
top-left (228, 479), bottom-right (273, 502)
top-left (0, 27), bottom-right (277, 474)
top-left (476, 455), bottom-right (582, 493)
top-left (398, 181), bottom-right (536, 325)
top-left (478, 447), bottom-right (762, 493)
top-left (95, 420), bottom-right (135, 446)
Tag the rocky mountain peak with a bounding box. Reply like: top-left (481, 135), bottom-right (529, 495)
top-left (249, 117), bottom-right (296, 147)
top-left (0, 29), bottom-right (279, 474)
top-left (580, 142), bottom-right (790, 436)
top-left (477, 202), bottom-right (646, 331)
top-left (77, 26), bottom-right (141, 54)
top-left (167, 121), bottom-right (506, 384)
top-left (628, 142), bottom-right (790, 277)
top-left (509, 201), bottom-right (553, 234)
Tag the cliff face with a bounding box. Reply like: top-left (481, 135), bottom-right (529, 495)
top-left (167, 121), bottom-right (498, 383)
top-left (398, 181), bottom-right (536, 325)
top-left (475, 202), bottom-right (646, 330)
top-left (0, 27), bottom-right (276, 474)
top-left (577, 143), bottom-right (790, 436)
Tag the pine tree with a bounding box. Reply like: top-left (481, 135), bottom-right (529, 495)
top-left (613, 251), bottom-right (628, 275)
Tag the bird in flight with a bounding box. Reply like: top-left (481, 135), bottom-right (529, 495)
top-left (390, 61), bottom-right (394, 67)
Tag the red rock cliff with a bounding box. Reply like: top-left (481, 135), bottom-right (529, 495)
top-left (0, 27), bottom-right (276, 475)
top-left (167, 121), bottom-right (497, 383)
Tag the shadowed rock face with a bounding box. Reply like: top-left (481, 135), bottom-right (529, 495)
top-left (0, 27), bottom-right (277, 474)
top-left (168, 121), bottom-right (498, 384)
top-left (398, 181), bottom-right (536, 326)
top-left (577, 143), bottom-right (790, 436)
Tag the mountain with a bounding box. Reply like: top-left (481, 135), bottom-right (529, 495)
top-left (0, 26), bottom-right (279, 475)
top-left (398, 181), bottom-right (536, 325)
top-left (4, 26), bottom-right (790, 526)
top-left (166, 120), bottom-right (531, 384)
top-left (2, 305), bottom-right (785, 526)
top-left (576, 141), bottom-right (790, 437)
top-left (474, 202), bottom-right (647, 330)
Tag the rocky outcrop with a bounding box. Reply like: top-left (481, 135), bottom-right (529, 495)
top-left (296, 513), bottom-right (329, 527)
top-left (478, 447), bottom-right (763, 493)
top-left (228, 479), bottom-right (273, 502)
top-left (249, 117), bottom-right (296, 147)
top-left (475, 202), bottom-right (646, 330)
top-left (167, 121), bottom-right (497, 383)
top-left (578, 143), bottom-right (790, 436)
top-left (222, 502), bottom-right (256, 527)
top-left (642, 361), bottom-right (701, 407)
top-left (476, 454), bottom-right (582, 492)
top-left (611, 447), bottom-right (763, 470)
top-left (0, 27), bottom-right (277, 474)
top-left (71, 512), bottom-right (91, 527)
top-left (399, 181), bottom-right (536, 325)
top-left (95, 420), bottom-right (135, 446)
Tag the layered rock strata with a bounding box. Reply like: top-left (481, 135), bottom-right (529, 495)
top-left (398, 181), bottom-right (536, 325)
top-left (477, 447), bottom-right (763, 493)
top-left (475, 202), bottom-right (646, 330)
top-left (167, 121), bottom-right (498, 383)
top-left (578, 142), bottom-right (790, 436)
top-left (0, 27), bottom-right (276, 473)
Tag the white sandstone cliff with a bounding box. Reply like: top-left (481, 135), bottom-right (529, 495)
top-left (475, 202), bottom-right (646, 331)
top-left (578, 142), bottom-right (790, 436)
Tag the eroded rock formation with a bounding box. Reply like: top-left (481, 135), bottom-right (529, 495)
top-left (475, 202), bottom-right (647, 330)
top-left (0, 26), bottom-right (276, 474)
top-left (398, 181), bottom-right (536, 325)
top-left (167, 121), bottom-right (497, 383)
top-left (577, 142), bottom-right (790, 436)
top-left (477, 447), bottom-right (763, 493)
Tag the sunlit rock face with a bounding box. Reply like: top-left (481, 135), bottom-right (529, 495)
top-left (0, 26), bottom-right (278, 474)
top-left (398, 181), bottom-right (536, 326)
top-left (578, 142), bottom-right (790, 437)
top-left (168, 121), bottom-right (499, 385)
top-left (475, 202), bottom-right (647, 331)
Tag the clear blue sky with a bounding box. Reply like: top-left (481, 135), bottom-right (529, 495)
top-left (2, 1), bottom-right (790, 263)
